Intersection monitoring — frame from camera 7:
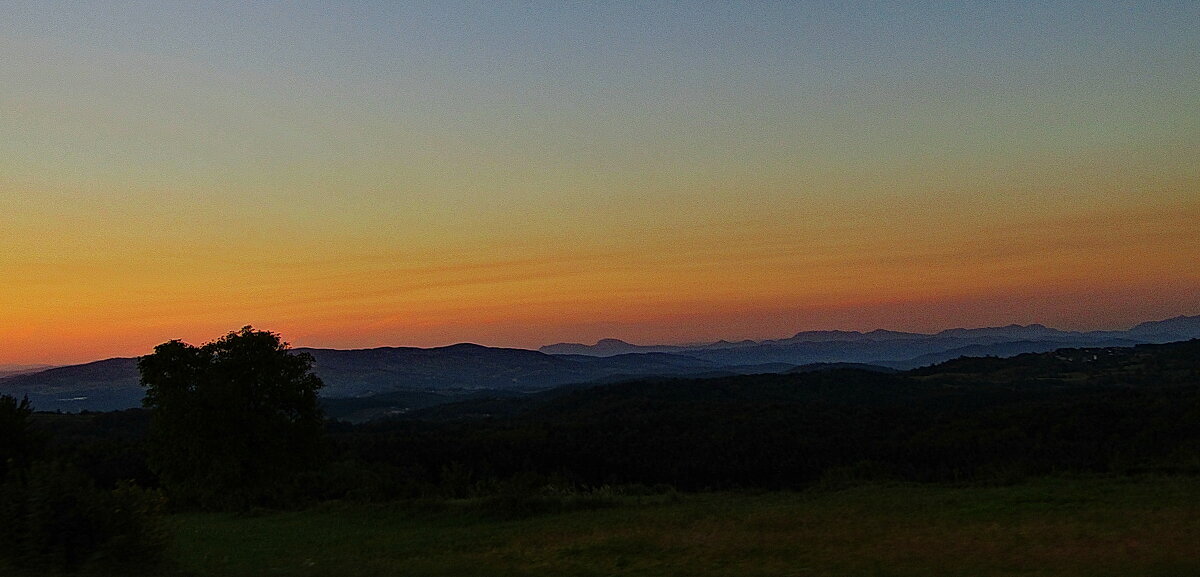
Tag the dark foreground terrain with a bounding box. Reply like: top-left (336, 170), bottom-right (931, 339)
top-left (4, 339), bottom-right (1200, 575)
top-left (171, 476), bottom-right (1200, 577)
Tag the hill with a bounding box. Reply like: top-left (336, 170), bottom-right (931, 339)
top-left (539, 315), bottom-right (1200, 367)
top-left (0, 345), bottom-right (791, 413)
top-left (355, 339), bottom-right (1200, 490)
top-left (0, 358), bottom-right (142, 412)
top-left (5, 314), bottom-right (1197, 414)
top-left (0, 364), bottom-right (56, 378)
top-left (16, 339), bottom-right (1200, 495)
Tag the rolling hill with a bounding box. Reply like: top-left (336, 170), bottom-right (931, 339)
top-left (540, 315), bottom-right (1200, 367)
top-left (4, 315), bottom-right (1196, 415)
top-left (0, 345), bottom-right (788, 413)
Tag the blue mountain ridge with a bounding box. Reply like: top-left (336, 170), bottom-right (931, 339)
top-left (2, 314), bottom-right (1197, 415)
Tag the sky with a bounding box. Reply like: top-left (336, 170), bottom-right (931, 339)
top-left (1, 1), bottom-right (1198, 364)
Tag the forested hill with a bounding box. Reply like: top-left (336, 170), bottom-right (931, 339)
top-left (397, 339), bottom-right (1200, 422)
top-left (0, 344), bottom-right (789, 413)
top-left (17, 339), bottom-right (1200, 496)
top-left (348, 339), bottom-right (1200, 490)
top-left (909, 339), bottom-right (1200, 383)
top-left (4, 335), bottom-right (1197, 422)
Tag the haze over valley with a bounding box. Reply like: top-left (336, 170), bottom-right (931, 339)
top-left (4, 314), bottom-right (1197, 419)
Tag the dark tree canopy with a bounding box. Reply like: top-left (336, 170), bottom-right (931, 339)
top-left (0, 394), bottom-right (36, 481)
top-left (138, 327), bottom-right (325, 508)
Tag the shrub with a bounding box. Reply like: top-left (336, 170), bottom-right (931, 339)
top-left (0, 395), bottom-right (38, 481)
top-left (0, 461), bottom-right (169, 575)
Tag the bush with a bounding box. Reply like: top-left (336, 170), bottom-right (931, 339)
top-left (0, 395), bottom-right (39, 481)
top-left (0, 461), bottom-right (170, 575)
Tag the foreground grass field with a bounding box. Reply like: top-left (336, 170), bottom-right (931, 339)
top-left (171, 476), bottom-right (1200, 577)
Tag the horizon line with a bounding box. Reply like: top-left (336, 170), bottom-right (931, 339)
top-left (6, 312), bottom-right (1195, 369)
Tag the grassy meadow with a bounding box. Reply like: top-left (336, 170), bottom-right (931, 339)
top-left (169, 475), bottom-right (1200, 577)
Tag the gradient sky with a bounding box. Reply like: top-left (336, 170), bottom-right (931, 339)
top-left (2, 1), bottom-right (1198, 364)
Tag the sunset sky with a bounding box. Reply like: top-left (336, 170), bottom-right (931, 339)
top-left (2, 1), bottom-right (1198, 365)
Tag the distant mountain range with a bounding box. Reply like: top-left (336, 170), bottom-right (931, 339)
top-left (1, 314), bottom-right (1197, 416)
top-left (0, 364), bottom-right (57, 378)
top-left (540, 315), bottom-right (1200, 368)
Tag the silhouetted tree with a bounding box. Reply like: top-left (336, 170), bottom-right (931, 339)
top-left (0, 394), bottom-right (37, 481)
top-left (139, 327), bottom-right (325, 508)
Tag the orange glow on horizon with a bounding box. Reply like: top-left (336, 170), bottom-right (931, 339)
top-left (2, 4), bottom-right (1198, 365)
top-left (2, 191), bottom-right (1196, 365)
